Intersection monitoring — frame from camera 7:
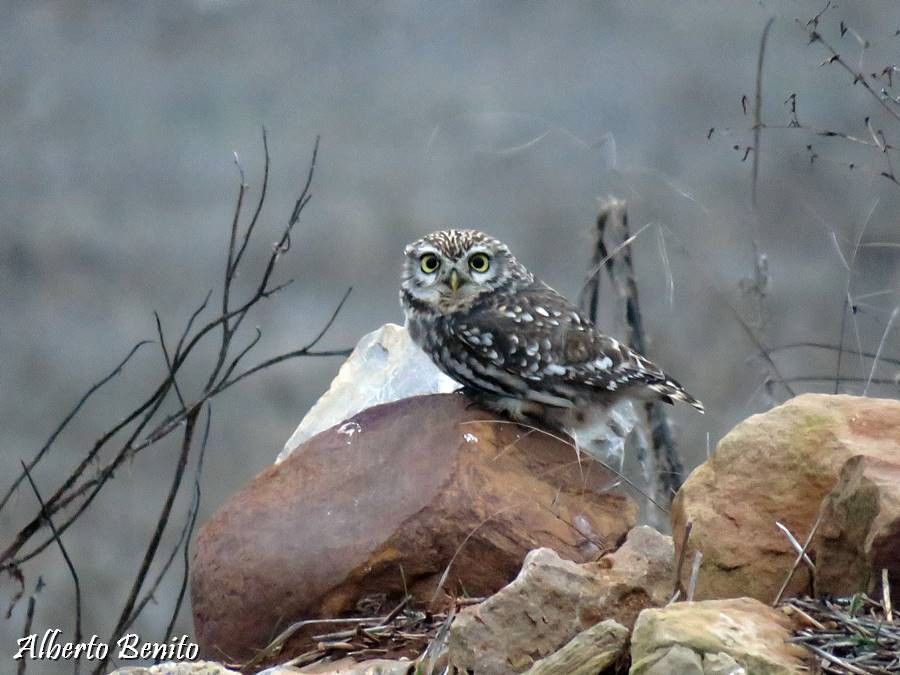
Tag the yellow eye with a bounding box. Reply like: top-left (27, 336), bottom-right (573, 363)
top-left (469, 252), bottom-right (491, 273)
top-left (420, 253), bottom-right (440, 274)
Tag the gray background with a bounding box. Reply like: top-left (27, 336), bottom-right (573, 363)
top-left (2, 1), bottom-right (899, 669)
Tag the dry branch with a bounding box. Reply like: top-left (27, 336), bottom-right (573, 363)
top-left (0, 132), bottom-right (352, 675)
top-left (580, 199), bottom-right (686, 504)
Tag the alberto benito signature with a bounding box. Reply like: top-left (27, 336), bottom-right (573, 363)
top-left (14, 629), bottom-right (199, 662)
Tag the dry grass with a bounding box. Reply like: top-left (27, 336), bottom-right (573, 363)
top-left (785, 591), bottom-right (899, 674)
top-left (244, 595), bottom-right (469, 674)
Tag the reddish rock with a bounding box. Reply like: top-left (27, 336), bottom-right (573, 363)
top-left (815, 454), bottom-right (900, 604)
top-left (672, 394), bottom-right (900, 603)
top-left (191, 393), bottom-right (636, 665)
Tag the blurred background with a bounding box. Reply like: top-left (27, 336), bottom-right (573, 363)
top-left (2, 0), bottom-right (899, 669)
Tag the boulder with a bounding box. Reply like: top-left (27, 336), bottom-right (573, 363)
top-left (279, 324), bottom-right (458, 462)
top-left (448, 526), bottom-right (673, 674)
top-left (522, 620), bottom-right (629, 675)
top-left (192, 393), bottom-right (635, 665)
top-left (814, 454), bottom-right (900, 604)
top-left (672, 394), bottom-right (900, 602)
top-left (629, 598), bottom-right (808, 675)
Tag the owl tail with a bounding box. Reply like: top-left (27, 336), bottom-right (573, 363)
top-left (647, 381), bottom-right (705, 414)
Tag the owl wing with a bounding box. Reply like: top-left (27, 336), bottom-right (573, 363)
top-left (452, 283), bottom-right (703, 412)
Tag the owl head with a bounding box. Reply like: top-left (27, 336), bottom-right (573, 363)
top-left (401, 229), bottom-right (533, 313)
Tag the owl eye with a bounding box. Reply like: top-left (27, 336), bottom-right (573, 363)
top-left (468, 252), bottom-right (491, 273)
top-left (420, 253), bottom-right (440, 274)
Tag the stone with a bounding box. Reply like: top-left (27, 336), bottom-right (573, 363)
top-left (629, 598), bottom-right (808, 675)
top-left (279, 324), bottom-right (458, 462)
top-left (672, 394), bottom-right (900, 602)
top-left (702, 652), bottom-right (746, 675)
top-left (280, 659), bottom-right (414, 675)
top-left (638, 644), bottom-right (703, 675)
top-left (815, 454), bottom-right (900, 604)
top-left (448, 526), bottom-right (673, 674)
top-left (108, 663), bottom-right (239, 675)
top-left (522, 619), bottom-right (629, 675)
top-left (192, 393), bottom-right (635, 666)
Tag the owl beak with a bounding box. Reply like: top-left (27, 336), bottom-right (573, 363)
top-left (448, 268), bottom-right (461, 292)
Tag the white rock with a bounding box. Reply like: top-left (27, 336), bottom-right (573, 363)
top-left (279, 323), bottom-right (458, 462)
top-left (565, 397), bottom-right (641, 468)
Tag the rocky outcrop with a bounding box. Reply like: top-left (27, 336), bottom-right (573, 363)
top-left (815, 454), bottom-right (900, 604)
top-left (629, 598), bottom-right (808, 674)
top-left (672, 394), bottom-right (900, 602)
top-left (279, 324), bottom-right (458, 462)
top-left (192, 393), bottom-right (635, 665)
top-left (448, 526), bottom-right (673, 674)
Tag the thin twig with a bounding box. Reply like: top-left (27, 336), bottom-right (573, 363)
top-left (20, 462), bottom-right (82, 675)
top-left (770, 342), bottom-right (900, 368)
top-left (100, 409), bottom-right (199, 675)
top-left (864, 304), bottom-right (900, 396)
top-left (752, 17), bottom-right (776, 206)
top-left (17, 595), bottom-right (36, 675)
top-left (686, 551), bottom-right (703, 602)
top-left (658, 223), bottom-right (795, 397)
top-left (155, 312), bottom-right (186, 408)
top-left (776, 521), bottom-right (816, 573)
top-left (805, 23), bottom-right (900, 124)
top-left (162, 403), bottom-right (211, 653)
top-left (0, 340), bottom-right (150, 514)
top-left (671, 520), bottom-right (693, 603)
top-left (773, 512), bottom-right (823, 606)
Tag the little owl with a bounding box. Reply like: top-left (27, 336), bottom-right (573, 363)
top-left (400, 229), bottom-right (702, 458)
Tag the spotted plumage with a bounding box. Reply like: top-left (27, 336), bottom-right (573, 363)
top-left (400, 229), bottom-right (703, 432)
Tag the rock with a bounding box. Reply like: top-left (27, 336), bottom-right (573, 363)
top-left (448, 526), bottom-right (673, 674)
top-left (638, 644), bottom-right (703, 675)
top-left (279, 659), bottom-right (414, 675)
top-left (629, 598), bottom-right (808, 675)
top-left (279, 324), bottom-right (458, 462)
top-left (702, 652), bottom-right (746, 675)
top-left (107, 663), bottom-right (239, 675)
top-left (595, 525), bottom-right (676, 609)
top-left (672, 394), bottom-right (900, 602)
top-left (192, 393), bottom-right (635, 665)
top-left (815, 454), bottom-right (900, 604)
top-left (522, 619), bottom-right (629, 675)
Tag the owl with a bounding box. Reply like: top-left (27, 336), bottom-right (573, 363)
top-left (400, 229), bottom-right (702, 457)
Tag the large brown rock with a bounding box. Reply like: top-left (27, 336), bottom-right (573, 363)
top-left (448, 526), bottom-right (674, 674)
top-left (815, 454), bottom-right (900, 603)
top-left (191, 393), bottom-right (635, 665)
top-left (672, 394), bottom-right (900, 602)
top-left (629, 598), bottom-right (809, 675)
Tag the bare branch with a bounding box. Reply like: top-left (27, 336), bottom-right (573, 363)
top-left (20, 462), bottom-right (82, 675)
top-left (101, 409), bottom-right (199, 674)
top-left (0, 340), bottom-right (151, 514)
top-left (162, 403), bottom-right (211, 660)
